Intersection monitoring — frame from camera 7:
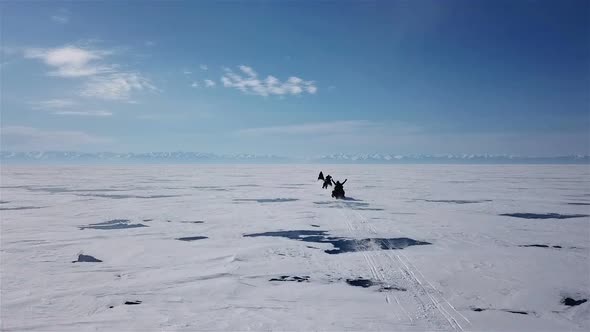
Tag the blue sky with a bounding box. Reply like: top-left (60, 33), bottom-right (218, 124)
top-left (1, 0), bottom-right (588, 157)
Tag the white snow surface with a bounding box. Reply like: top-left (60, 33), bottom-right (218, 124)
top-left (1, 164), bottom-right (589, 331)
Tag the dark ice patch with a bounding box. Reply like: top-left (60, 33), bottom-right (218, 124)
top-left (143, 219), bottom-right (153, 222)
top-left (176, 236), bottom-right (208, 241)
top-left (340, 197), bottom-right (363, 201)
top-left (421, 199), bottom-right (492, 204)
top-left (519, 244), bottom-right (563, 249)
top-left (193, 186), bottom-right (230, 191)
top-left (567, 202), bottom-right (590, 206)
top-left (124, 301), bottom-right (142, 305)
top-left (72, 254), bottom-right (102, 263)
top-left (313, 201), bottom-right (370, 208)
top-left (79, 219), bottom-right (148, 230)
top-left (505, 310), bottom-right (528, 315)
top-left (471, 308), bottom-right (529, 315)
top-left (77, 194), bottom-right (180, 199)
top-left (0, 201), bottom-right (10, 204)
top-left (269, 275), bottom-right (310, 282)
top-left (0, 206), bottom-right (44, 210)
top-left (180, 220), bottom-right (204, 224)
top-left (379, 285), bottom-right (407, 292)
top-left (339, 202), bottom-right (370, 207)
top-left (500, 213), bottom-right (589, 219)
top-left (346, 278), bottom-right (374, 288)
top-left (310, 224), bottom-right (320, 228)
top-left (234, 184), bottom-right (259, 187)
top-left (234, 198), bottom-right (298, 203)
top-left (353, 207), bottom-right (385, 211)
top-left (562, 297), bottom-right (588, 306)
top-left (243, 230), bottom-right (431, 254)
top-left (29, 187), bottom-right (125, 193)
top-left (22, 186), bottom-right (70, 193)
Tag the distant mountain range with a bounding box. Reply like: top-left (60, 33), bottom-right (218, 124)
top-left (310, 153), bottom-right (590, 164)
top-left (1, 151), bottom-right (589, 164)
top-left (0, 151), bottom-right (289, 164)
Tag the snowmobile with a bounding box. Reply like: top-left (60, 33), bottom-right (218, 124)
top-left (331, 179), bottom-right (347, 199)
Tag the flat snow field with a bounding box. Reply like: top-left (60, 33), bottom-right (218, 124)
top-left (1, 165), bottom-right (589, 331)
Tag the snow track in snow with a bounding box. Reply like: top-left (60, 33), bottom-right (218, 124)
top-left (337, 203), bottom-right (470, 330)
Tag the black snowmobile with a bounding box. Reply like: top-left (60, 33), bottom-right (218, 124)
top-left (331, 179), bottom-right (347, 199)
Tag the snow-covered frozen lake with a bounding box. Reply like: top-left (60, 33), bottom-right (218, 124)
top-left (1, 165), bottom-right (589, 331)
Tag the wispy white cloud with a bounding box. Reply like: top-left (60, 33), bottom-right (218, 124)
top-left (200, 64), bottom-right (208, 71)
top-left (191, 81), bottom-right (199, 88)
top-left (24, 44), bottom-right (156, 101)
top-left (204, 79), bottom-right (216, 87)
top-left (51, 8), bottom-right (70, 24)
top-left (29, 99), bottom-right (77, 110)
top-left (239, 65), bottom-right (257, 77)
top-left (221, 65), bottom-right (317, 97)
top-left (183, 69), bottom-right (192, 75)
top-left (144, 41), bottom-right (156, 47)
top-left (1, 126), bottom-right (111, 150)
top-left (80, 72), bottom-right (156, 100)
top-left (28, 99), bottom-right (112, 117)
top-left (53, 110), bottom-right (112, 117)
top-left (24, 46), bottom-right (113, 77)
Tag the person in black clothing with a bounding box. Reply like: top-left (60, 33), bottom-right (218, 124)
top-left (322, 175), bottom-right (333, 189)
top-left (331, 179), bottom-right (347, 199)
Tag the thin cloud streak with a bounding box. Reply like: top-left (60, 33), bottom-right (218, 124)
top-left (1, 126), bottom-right (112, 150)
top-left (53, 110), bottom-right (112, 117)
top-left (50, 8), bottom-right (70, 24)
top-left (238, 120), bottom-right (420, 136)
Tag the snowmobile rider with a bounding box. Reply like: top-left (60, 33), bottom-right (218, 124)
top-left (331, 179), bottom-right (347, 199)
top-left (318, 171), bottom-right (333, 189)
top-left (322, 175), bottom-right (333, 189)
